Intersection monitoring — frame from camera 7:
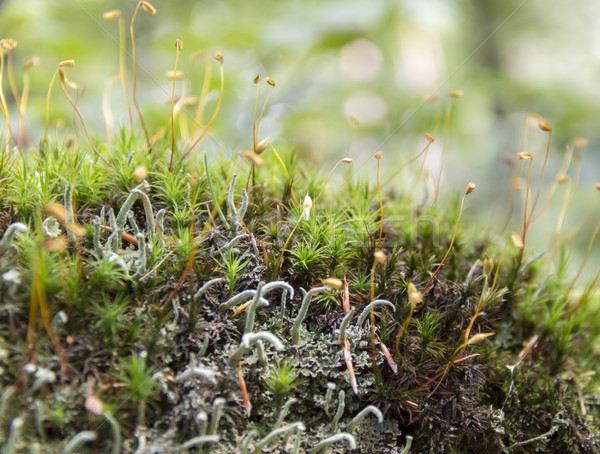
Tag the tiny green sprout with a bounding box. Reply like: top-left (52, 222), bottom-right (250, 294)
top-left (264, 361), bottom-right (300, 410)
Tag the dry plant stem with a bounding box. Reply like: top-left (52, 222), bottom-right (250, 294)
top-left (43, 70), bottom-right (59, 145)
top-left (517, 158), bottom-right (533, 269)
top-left (117, 15), bottom-right (132, 126)
top-left (0, 53), bottom-right (17, 147)
top-left (238, 360), bottom-right (251, 417)
top-left (130, 2), bottom-right (151, 147)
top-left (59, 79), bottom-right (116, 170)
top-left (179, 60), bottom-right (224, 163)
top-left (169, 44), bottom-right (181, 171)
top-left (423, 191), bottom-right (469, 293)
top-left (526, 130), bottom-right (552, 230)
top-left (379, 140), bottom-right (433, 191)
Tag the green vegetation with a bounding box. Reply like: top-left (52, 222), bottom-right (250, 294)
top-left (1, 4), bottom-right (600, 453)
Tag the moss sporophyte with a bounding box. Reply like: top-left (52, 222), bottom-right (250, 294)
top-left (0, 5), bottom-right (599, 454)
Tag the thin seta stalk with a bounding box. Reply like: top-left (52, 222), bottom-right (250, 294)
top-left (190, 50), bottom-right (212, 131)
top-left (514, 152), bottom-right (533, 269)
top-left (423, 182), bottom-right (476, 293)
top-left (246, 75), bottom-right (275, 189)
top-left (57, 61), bottom-right (115, 170)
top-left (433, 90), bottom-right (463, 202)
top-left (375, 133), bottom-right (435, 192)
top-left (564, 215), bottom-right (600, 300)
top-left (130, 1), bottom-right (157, 147)
top-left (19, 57), bottom-right (39, 148)
top-left (102, 9), bottom-right (132, 127)
top-left (178, 51), bottom-right (224, 164)
top-left (525, 121), bottom-right (552, 230)
top-left (276, 193), bottom-right (313, 271)
top-left (169, 39), bottom-right (183, 171)
top-left (0, 39), bottom-right (18, 148)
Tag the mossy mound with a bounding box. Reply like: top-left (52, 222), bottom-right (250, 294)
top-left (0, 133), bottom-right (598, 453)
top-left (0, 12), bottom-right (600, 453)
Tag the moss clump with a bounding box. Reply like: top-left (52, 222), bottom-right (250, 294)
top-left (1, 9), bottom-right (600, 454)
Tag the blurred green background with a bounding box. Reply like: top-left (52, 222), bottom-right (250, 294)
top-left (1, 0), bottom-right (599, 275)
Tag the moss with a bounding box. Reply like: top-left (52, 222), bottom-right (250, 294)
top-left (0, 9), bottom-right (599, 454)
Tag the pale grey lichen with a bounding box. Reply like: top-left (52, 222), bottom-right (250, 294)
top-left (229, 331), bottom-right (285, 366)
top-left (208, 397), bottom-right (226, 435)
top-left (173, 354), bottom-right (218, 384)
top-left (62, 430), bottom-right (97, 454)
top-left (308, 432), bottom-right (356, 453)
top-left (331, 390), bottom-right (346, 431)
top-left (291, 286), bottom-right (329, 345)
top-left (253, 422), bottom-right (305, 453)
top-left (274, 397), bottom-right (297, 429)
top-left (0, 222), bottom-right (27, 256)
top-left (4, 416), bottom-right (23, 454)
top-left (346, 405), bottom-right (383, 432)
top-left (356, 299), bottom-right (395, 328)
